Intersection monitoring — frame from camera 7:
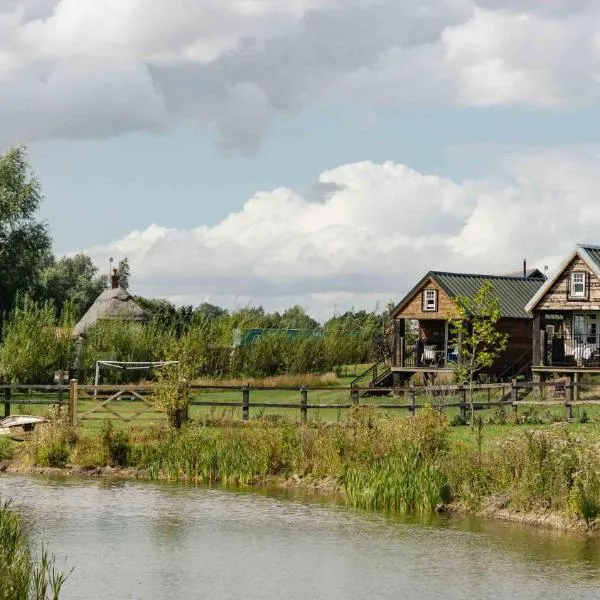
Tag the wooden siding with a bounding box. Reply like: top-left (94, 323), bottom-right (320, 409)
top-left (536, 256), bottom-right (600, 311)
top-left (397, 278), bottom-right (459, 320)
top-left (493, 318), bottom-right (532, 370)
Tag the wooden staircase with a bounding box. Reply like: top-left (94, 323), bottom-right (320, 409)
top-left (350, 358), bottom-right (393, 397)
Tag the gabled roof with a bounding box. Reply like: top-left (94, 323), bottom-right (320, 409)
top-left (525, 244), bottom-right (600, 313)
top-left (72, 287), bottom-right (147, 337)
top-left (392, 271), bottom-right (546, 320)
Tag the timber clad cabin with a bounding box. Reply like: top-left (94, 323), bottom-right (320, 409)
top-left (389, 271), bottom-right (546, 385)
top-left (527, 244), bottom-right (600, 375)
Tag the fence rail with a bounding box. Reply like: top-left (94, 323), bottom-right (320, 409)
top-left (0, 379), bottom-right (598, 425)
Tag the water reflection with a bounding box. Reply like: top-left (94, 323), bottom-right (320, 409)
top-left (1, 475), bottom-right (600, 600)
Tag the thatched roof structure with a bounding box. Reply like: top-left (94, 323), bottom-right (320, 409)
top-left (72, 286), bottom-right (147, 338)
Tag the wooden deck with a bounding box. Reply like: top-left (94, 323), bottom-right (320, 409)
top-left (390, 366), bottom-right (453, 373)
top-left (533, 365), bottom-right (600, 374)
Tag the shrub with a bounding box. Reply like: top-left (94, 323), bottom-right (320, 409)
top-left (101, 421), bottom-right (131, 467)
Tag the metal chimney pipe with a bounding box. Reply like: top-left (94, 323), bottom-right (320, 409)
top-left (523, 259), bottom-right (527, 278)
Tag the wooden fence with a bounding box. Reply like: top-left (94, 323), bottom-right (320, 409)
top-left (0, 378), bottom-right (596, 425)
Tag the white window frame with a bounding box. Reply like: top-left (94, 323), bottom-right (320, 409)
top-left (571, 272), bottom-right (587, 298)
top-left (423, 289), bottom-right (437, 312)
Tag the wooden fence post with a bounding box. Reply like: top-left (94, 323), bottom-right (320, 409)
top-left (178, 378), bottom-right (189, 425)
top-left (68, 379), bottom-right (78, 426)
top-left (566, 401), bottom-right (573, 421)
top-left (510, 379), bottom-right (518, 404)
top-left (566, 379), bottom-right (573, 404)
top-left (242, 385), bottom-right (250, 421)
top-left (350, 384), bottom-right (360, 405)
top-left (458, 385), bottom-right (466, 423)
top-left (408, 389), bottom-right (416, 416)
top-left (300, 386), bottom-right (308, 423)
top-left (4, 388), bottom-right (10, 418)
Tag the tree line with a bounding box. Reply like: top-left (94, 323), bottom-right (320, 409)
top-left (0, 146), bottom-right (392, 383)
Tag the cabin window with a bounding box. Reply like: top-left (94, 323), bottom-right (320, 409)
top-left (570, 272), bottom-right (587, 298)
top-left (423, 289), bottom-right (437, 312)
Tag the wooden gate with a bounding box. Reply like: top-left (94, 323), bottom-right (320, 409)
top-left (69, 380), bottom-right (166, 424)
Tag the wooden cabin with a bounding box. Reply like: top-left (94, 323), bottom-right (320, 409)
top-left (389, 271), bottom-right (545, 385)
top-left (526, 244), bottom-right (600, 378)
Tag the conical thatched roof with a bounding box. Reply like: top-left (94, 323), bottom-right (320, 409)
top-left (72, 286), bottom-right (147, 338)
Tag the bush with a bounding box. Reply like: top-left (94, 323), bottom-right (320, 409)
top-left (101, 421), bottom-right (130, 467)
top-left (28, 420), bottom-right (77, 468)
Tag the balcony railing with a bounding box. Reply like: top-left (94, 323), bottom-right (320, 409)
top-left (402, 338), bottom-right (458, 369)
top-left (543, 333), bottom-right (600, 368)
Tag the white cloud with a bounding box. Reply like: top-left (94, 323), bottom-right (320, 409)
top-left (2, 1), bottom-right (600, 149)
top-left (80, 152), bottom-right (600, 318)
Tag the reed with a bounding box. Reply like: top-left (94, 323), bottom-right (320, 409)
top-left (0, 500), bottom-right (70, 599)
top-left (25, 406), bottom-right (600, 526)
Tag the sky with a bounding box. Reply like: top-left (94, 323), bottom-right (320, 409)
top-left (3, 0), bottom-right (600, 319)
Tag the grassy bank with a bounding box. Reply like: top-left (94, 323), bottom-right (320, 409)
top-left (0, 500), bottom-right (69, 599)
top-left (7, 406), bottom-right (600, 532)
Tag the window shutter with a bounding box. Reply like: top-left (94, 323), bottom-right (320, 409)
top-left (567, 273), bottom-right (571, 299)
top-left (422, 291), bottom-right (426, 312)
top-left (434, 289), bottom-right (439, 312)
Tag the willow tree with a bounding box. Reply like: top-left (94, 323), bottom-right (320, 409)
top-left (451, 282), bottom-right (508, 425)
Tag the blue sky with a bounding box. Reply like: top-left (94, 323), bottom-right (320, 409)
top-left (35, 104), bottom-right (600, 253)
top-left (3, 1), bottom-right (600, 317)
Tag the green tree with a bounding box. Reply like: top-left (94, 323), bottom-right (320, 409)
top-left (0, 146), bottom-right (52, 320)
top-left (41, 254), bottom-right (107, 319)
top-left (118, 257), bottom-right (130, 290)
top-left (280, 305), bottom-right (319, 330)
top-left (0, 295), bottom-right (74, 383)
top-left (451, 281), bottom-right (508, 424)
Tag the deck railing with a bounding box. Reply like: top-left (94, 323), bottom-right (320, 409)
top-left (402, 338), bottom-right (457, 368)
top-left (543, 333), bottom-right (600, 367)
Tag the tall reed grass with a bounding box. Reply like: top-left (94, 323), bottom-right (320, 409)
top-left (0, 500), bottom-right (69, 599)
top-left (25, 406), bottom-right (600, 526)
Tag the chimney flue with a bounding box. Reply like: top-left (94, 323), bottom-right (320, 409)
top-left (523, 259), bottom-right (527, 278)
top-left (111, 268), bottom-right (119, 289)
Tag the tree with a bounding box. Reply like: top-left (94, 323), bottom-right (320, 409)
top-left (41, 253), bottom-right (107, 319)
top-left (451, 282), bottom-right (508, 425)
top-left (280, 305), bottom-right (319, 330)
top-left (0, 295), bottom-right (75, 383)
top-left (0, 146), bottom-right (52, 320)
top-left (118, 257), bottom-right (130, 290)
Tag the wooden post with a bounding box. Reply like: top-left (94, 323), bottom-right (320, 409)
top-left (566, 377), bottom-right (573, 404)
top-left (68, 379), bottom-right (78, 426)
top-left (242, 385), bottom-right (250, 421)
top-left (573, 372), bottom-right (580, 402)
top-left (566, 402), bottom-right (573, 421)
top-left (178, 378), bottom-right (189, 425)
top-left (350, 384), bottom-right (360, 405)
top-left (3, 388), bottom-right (10, 418)
top-left (510, 379), bottom-right (518, 404)
top-left (408, 389), bottom-right (416, 416)
top-left (458, 384), bottom-right (466, 422)
top-left (532, 315), bottom-right (542, 367)
top-left (300, 386), bottom-right (308, 423)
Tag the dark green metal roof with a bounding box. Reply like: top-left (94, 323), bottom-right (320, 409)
top-left (432, 272), bottom-right (545, 319)
top-left (392, 271), bottom-right (546, 319)
top-left (580, 245), bottom-right (600, 271)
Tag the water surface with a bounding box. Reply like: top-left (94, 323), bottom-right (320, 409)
top-left (1, 475), bottom-right (600, 599)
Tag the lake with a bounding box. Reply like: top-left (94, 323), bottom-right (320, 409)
top-left (1, 475), bottom-right (600, 599)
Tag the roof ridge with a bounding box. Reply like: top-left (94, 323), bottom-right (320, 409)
top-left (431, 270), bottom-right (544, 281)
top-left (577, 243), bottom-right (600, 250)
